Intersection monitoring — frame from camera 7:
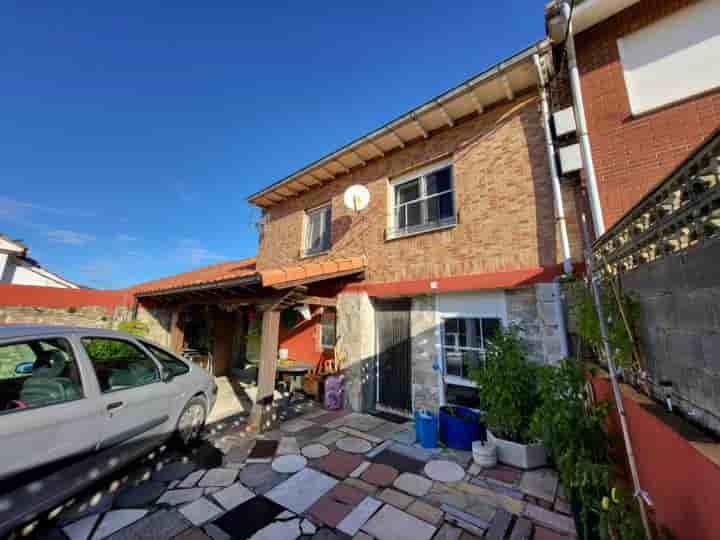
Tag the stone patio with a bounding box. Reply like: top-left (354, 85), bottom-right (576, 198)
top-left (33, 401), bottom-right (576, 540)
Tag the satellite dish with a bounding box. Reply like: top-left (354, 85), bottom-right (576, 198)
top-left (343, 185), bottom-right (370, 211)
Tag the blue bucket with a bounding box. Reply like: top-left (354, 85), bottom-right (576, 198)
top-left (414, 410), bottom-right (438, 448)
top-left (439, 406), bottom-right (483, 450)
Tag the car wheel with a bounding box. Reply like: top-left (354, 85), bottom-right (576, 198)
top-left (176, 396), bottom-right (207, 446)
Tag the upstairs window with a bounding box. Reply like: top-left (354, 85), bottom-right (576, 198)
top-left (389, 160), bottom-right (455, 239)
top-left (304, 203), bottom-right (332, 256)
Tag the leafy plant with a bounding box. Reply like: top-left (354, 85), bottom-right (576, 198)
top-left (530, 358), bottom-right (610, 540)
top-left (566, 278), bottom-right (639, 368)
top-left (84, 319), bottom-right (149, 360)
top-left (469, 323), bottom-right (540, 443)
top-left (117, 319), bottom-right (149, 336)
top-left (599, 486), bottom-right (646, 540)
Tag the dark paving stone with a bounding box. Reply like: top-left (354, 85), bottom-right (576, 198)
top-left (509, 517), bottom-right (533, 540)
top-left (57, 489), bottom-right (116, 525)
top-left (213, 496), bottom-right (284, 539)
top-left (370, 449), bottom-right (425, 474)
top-left (238, 464), bottom-right (289, 494)
top-left (485, 509), bottom-right (513, 540)
top-left (105, 509), bottom-right (191, 540)
top-left (152, 462), bottom-right (196, 483)
top-left (482, 465), bottom-right (521, 485)
top-left (294, 425), bottom-right (329, 446)
top-left (470, 477), bottom-right (524, 501)
top-left (369, 411), bottom-right (410, 424)
top-left (248, 440), bottom-right (279, 460)
top-left (308, 496), bottom-right (354, 528)
top-left (188, 444), bottom-right (224, 469)
top-left (113, 481), bottom-right (166, 508)
top-left (311, 527), bottom-right (352, 539)
top-left (315, 451), bottom-right (365, 479)
top-left (534, 526), bottom-right (568, 540)
top-left (360, 464), bottom-right (399, 487)
top-left (175, 527), bottom-right (212, 540)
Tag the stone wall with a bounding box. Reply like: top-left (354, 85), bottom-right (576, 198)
top-left (336, 291), bottom-right (376, 411)
top-left (411, 295), bottom-right (440, 413)
top-left (135, 303), bottom-right (173, 347)
top-left (506, 285), bottom-right (565, 365)
top-left (0, 304), bottom-right (128, 329)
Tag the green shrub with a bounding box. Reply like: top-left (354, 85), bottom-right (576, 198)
top-left (469, 323), bottom-right (540, 443)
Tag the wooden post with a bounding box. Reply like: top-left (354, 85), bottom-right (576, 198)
top-left (249, 309), bottom-right (281, 432)
top-left (170, 307), bottom-right (185, 353)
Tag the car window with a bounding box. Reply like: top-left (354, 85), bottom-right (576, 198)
top-left (82, 337), bottom-right (159, 393)
top-left (142, 342), bottom-right (190, 377)
top-left (0, 338), bottom-right (83, 414)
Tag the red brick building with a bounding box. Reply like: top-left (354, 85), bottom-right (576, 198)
top-left (546, 0), bottom-right (720, 228)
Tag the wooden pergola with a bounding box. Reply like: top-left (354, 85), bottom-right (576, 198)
top-left (134, 260), bottom-right (365, 431)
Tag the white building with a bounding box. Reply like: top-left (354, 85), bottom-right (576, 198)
top-left (0, 234), bottom-right (80, 288)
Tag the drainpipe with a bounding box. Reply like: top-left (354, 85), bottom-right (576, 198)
top-left (533, 53), bottom-right (573, 275)
top-left (559, 1), bottom-right (606, 238)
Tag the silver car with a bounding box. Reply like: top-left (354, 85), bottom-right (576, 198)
top-left (0, 325), bottom-right (217, 483)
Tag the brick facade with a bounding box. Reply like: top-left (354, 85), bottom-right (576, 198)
top-left (572, 0), bottom-right (720, 228)
top-left (257, 94), bottom-right (581, 284)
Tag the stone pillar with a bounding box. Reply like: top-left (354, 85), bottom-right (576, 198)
top-left (411, 295), bottom-right (440, 413)
top-left (336, 291), bottom-right (376, 412)
top-left (506, 285), bottom-right (565, 365)
top-left (534, 283), bottom-right (566, 365)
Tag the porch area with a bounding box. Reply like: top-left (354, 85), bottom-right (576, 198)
top-left (133, 257), bottom-right (367, 430)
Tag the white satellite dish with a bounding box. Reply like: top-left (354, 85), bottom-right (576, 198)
top-left (343, 185), bottom-right (370, 211)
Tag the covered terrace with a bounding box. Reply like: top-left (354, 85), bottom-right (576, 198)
top-left (131, 256), bottom-right (366, 430)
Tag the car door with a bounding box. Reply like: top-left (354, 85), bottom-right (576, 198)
top-left (0, 335), bottom-right (104, 480)
top-left (79, 335), bottom-right (174, 449)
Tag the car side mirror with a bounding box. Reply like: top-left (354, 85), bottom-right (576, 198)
top-left (161, 368), bottom-right (175, 383)
top-left (15, 362), bottom-right (34, 375)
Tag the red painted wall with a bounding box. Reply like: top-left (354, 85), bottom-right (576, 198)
top-left (0, 284), bottom-right (132, 312)
top-left (278, 308), bottom-right (332, 367)
top-left (592, 377), bottom-right (720, 539)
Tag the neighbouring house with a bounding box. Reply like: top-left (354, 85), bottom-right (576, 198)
top-left (0, 234), bottom-right (81, 288)
top-left (545, 0), bottom-right (720, 230)
top-left (130, 39), bottom-right (584, 425)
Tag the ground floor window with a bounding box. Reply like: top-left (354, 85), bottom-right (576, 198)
top-left (442, 317), bottom-right (501, 381)
top-left (320, 309), bottom-right (336, 349)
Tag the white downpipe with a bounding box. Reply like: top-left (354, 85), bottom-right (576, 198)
top-left (533, 53), bottom-right (573, 275)
top-left (561, 2), bottom-right (606, 238)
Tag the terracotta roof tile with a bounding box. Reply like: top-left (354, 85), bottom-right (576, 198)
top-left (131, 255), bottom-right (366, 296)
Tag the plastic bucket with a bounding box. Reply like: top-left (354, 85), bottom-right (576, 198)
top-left (414, 410), bottom-right (438, 448)
top-left (472, 439), bottom-right (497, 467)
top-left (439, 406), bottom-right (483, 450)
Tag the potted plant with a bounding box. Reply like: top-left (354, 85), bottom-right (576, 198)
top-left (469, 323), bottom-right (546, 469)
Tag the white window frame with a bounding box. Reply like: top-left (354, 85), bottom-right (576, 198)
top-left (303, 202), bottom-right (332, 256)
top-left (388, 159), bottom-right (455, 239)
top-left (441, 316), bottom-right (502, 388)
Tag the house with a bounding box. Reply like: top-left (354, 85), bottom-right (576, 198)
top-left (132, 39), bottom-right (583, 426)
top-left (544, 0), bottom-right (720, 231)
top-left (0, 234), bottom-right (81, 288)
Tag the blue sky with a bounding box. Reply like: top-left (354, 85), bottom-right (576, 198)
top-left (0, 1), bottom-right (546, 289)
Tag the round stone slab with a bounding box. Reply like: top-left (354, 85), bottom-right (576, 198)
top-left (393, 472), bottom-right (433, 496)
top-left (302, 444), bottom-right (330, 459)
top-left (272, 455), bottom-right (308, 474)
top-left (336, 437), bottom-right (372, 454)
top-left (424, 460), bottom-right (465, 482)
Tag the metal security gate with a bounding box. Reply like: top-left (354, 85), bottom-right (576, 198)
top-left (375, 299), bottom-right (412, 412)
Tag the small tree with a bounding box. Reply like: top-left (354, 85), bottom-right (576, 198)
top-left (469, 323), bottom-right (540, 443)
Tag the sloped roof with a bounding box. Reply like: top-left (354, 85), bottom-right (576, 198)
top-left (131, 256), bottom-right (366, 296)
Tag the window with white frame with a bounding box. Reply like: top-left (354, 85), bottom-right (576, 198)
top-left (304, 203), bottom-right (331, 256)
top-left (389, 161), bottom-right (455, 238)
top-left (442, 317), bottom-right (501, 381)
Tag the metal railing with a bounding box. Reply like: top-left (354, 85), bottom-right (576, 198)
top-left (592, 129), bottom-right (720, 277)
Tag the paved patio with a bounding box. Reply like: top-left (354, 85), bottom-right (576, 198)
top-left (32, 401), bottom-right (577, 540)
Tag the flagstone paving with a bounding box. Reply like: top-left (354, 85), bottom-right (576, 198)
top-left (33, 401), bottom-right (577, 540)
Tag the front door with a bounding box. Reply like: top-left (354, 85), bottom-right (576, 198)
top-left (375, 299), bottom-right (412, 412)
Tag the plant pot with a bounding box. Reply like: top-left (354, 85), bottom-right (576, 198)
top-left (439, 406), bottom-right (485, 450)
top-left (488, 430), bottom-right (547, 469)
top-left (472, 440), bottom-right (497, 467)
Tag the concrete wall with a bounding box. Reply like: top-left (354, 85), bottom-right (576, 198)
top-left (411, 295), bottom-right (440, 413)
top-left (620, 238), bottom-right (720, 434)
top-left (135, 303), bottom-right (173, 348)
top-left (506, 285), bottom-right (565, 365)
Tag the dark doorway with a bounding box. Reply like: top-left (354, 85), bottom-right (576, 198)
top-left (375, 299), bottom-right (412, 412)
